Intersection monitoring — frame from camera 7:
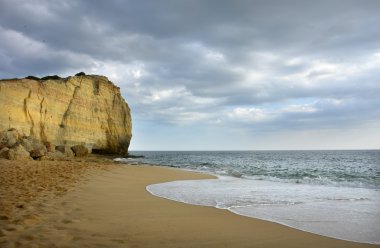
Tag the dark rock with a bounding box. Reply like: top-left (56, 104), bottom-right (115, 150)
top-left (126, 155), bottom-right (145, 158)
top-left (55, 145), bottom-right (65, 153)
top-left (0, 215), bottom-right (9, 220)
top-left (30, 146), bottom-right (47, 159)
top-left (0, 147), bottom-right (10, 159)
top-left (71, 145), bottom-right (89, 157)
top-left (92, 149), bottom-right (115, 155)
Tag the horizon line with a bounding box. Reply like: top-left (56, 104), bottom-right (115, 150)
top-left (128, 148), bottom-right (380, 152)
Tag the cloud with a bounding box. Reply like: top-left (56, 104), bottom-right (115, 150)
top-left (0, 0), bottom-right (379, 149)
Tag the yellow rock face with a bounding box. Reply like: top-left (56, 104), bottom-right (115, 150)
top-left (0, 75), bottom-right (132, 154)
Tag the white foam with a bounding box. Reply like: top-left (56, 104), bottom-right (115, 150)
top-left (147, 177), bottom-right (380, 244)
top-left (114, 158), bottom-right (127, 162)
top-left (114, 157), bottom-right (141, 165)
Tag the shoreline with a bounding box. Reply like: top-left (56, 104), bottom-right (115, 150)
top-left (1, 159), bottom-right (378, 247)
top-left (146, 172), bottom-right (380, 245)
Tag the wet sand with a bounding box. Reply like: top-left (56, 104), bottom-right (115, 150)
top-left (0, 159), bottom-right (378, 247)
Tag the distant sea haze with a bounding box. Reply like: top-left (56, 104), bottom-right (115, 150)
top-left (118, 150), bottom-right (380, 244)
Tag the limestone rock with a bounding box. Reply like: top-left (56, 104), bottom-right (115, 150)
top-left (44, 141), bottom-right (55, 152)
top-left (0, 129), bottom-right (20, 148)
top-left (21, 137), bottom-right (44, 151)
top-left (55, 145), bottom-right (66, 153)
top-left (8, 145), bottom-right (31, 161)
top-left (21, 137), bottom-right (47, 159)
top-left (37, 152), bottom-right (54, 161)
top-left (71, 145), bottom-right (89, 157)
top-left (0, 74), bottom-right (132, 154)
top-left (21, 138), bottom-right (34, 152)
top-left (55, 145), bottom-right (74, 157)
top-left (39, 151), bottom-right (65, 161)
top-left (29, 146), bottom-right (47, 159)
top-left (52, 151), bottom-right (65, 160)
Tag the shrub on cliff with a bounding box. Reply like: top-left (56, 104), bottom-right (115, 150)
top-left (75, 72), bottom-right (86, 76)
top-left (40, 75), bottom-right (61, 80)
top-left (25, 76), bottom-right (41, 80)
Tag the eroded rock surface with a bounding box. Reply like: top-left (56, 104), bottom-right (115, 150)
top-left (0, 74), bottom-right (132, 154)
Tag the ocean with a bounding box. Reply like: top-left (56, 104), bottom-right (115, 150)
top-left (116, 150), bottom-right (380, 244)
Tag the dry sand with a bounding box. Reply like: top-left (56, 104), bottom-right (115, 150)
top-left (0, 159), bottom-right (378, 248)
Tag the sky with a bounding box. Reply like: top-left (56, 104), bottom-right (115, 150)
top-left (1, 0), bottom-right (379, 150)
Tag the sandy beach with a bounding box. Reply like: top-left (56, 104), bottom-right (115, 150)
top-left (0, 159), bottom-right (378, 248)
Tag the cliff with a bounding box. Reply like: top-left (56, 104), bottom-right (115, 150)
top-left (0, 74), bottom-right (132, 154)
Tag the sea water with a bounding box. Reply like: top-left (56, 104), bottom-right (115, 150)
top-left (116, 150), bottom-right (380, 244)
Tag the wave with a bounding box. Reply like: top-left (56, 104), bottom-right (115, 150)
top-left (115, 149), bottom-right (380, 190)
top-left (146, 176), bottom-right (380, 244)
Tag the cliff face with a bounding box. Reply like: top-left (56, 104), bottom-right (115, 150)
top-left (0, 75), bottom-right (132, 154)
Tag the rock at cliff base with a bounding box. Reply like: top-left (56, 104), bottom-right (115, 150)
top-left (21, 138), bottom-right (33, 152)
top-left (51, 151), bottom-right (65, 160)
top-left (55, 145), bottom-right (66, 153)
top-left (0, 129), bottom-right (20, 148)
top-left (56, 145), bottom-right (74, 157)
top-left (29, 146), bottom-right (47, 159)
top-left (0, 147), bottom-right (10, 159)
top-left (20, 137), bottom-right (47, 159)
top-left (44, 141), bottom-right (55, 152)
top-left (21, 137), bottom-right (44, 151)
top-left (71, 145), bottom-right (89, 157)
top-left (66, 148), bottom-right (75, 158)
top-left (8, 145), bottom-right (31, 161)
top-left (38, 151), bottom-right (66, 161)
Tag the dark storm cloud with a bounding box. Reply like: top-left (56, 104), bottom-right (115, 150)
top-left (1, 0), bottom-right (379, 133)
